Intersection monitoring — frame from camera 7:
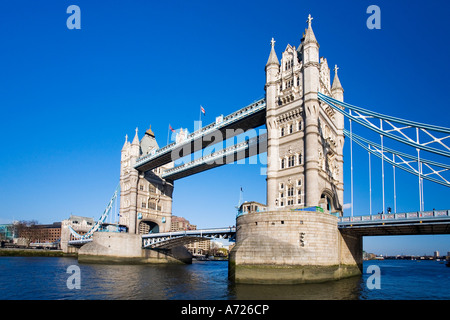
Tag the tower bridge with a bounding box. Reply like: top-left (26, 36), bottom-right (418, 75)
top-left (66, 14), bottom-right (450, 284)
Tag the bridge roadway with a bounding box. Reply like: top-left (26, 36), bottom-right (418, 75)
top-left (134, 98), bottom-right (266, 173)
top-left (338, 209), bottom-right (450, 236)
top-left (142, 227), bottom-right (236, 249)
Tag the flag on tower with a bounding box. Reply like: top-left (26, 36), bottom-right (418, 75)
top-left (200, 105), bottom-right (205, 115)
top-left (169, 124), bottom-right (175, 132)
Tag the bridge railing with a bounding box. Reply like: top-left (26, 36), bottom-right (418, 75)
top-left (142, 227), bottom-right (236, 248)
top-left (338, 210), bottom-right (450, 223)
top-left (142, 227), bottom-right (236, 239)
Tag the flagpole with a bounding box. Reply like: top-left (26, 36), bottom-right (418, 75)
top-left (167, 125), bottom-right (170, 145)
top-left (199, 106), bottom-right (202, 130)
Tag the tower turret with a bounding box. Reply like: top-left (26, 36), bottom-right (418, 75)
top-left (265, 38), bottom-right (281, 210)
top-left (302, 14), bottom-right (321, 207)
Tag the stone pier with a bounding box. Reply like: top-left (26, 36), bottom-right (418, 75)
top-left (228, 210), bottom-right (362, 284)
top-left (78, 232), bottom-right (192, 264)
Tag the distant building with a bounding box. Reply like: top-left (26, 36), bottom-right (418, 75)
top-left (17, 222), bottom-right (61, 247)
top-left (171, 216), bottom-right (197, 231)
top-left (434, 251), bottom-right (440, 258)
top-left (0, 224), bottom-right (15, 241)
top-left (170, 216), bottom-right (213, 255)
top-left (61, 215), bottom-right (95, 253)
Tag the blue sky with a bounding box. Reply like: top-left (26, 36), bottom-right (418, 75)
top-left (0, 0), bottom-right (449, 255)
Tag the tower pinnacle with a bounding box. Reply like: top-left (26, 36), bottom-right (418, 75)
top-left (332, 64), bottom-right (343, 91)
top-left (307, 14), bottom-right (313, 27)
top-left (304, 14), bottom-right (318, 45)
top-left (132, 127), bottom-right (139, 145)
top-left (266, 37), bottom-right (280, 67)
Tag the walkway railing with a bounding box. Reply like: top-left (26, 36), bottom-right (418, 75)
top-left (338, 210), bottom-right (450, 224)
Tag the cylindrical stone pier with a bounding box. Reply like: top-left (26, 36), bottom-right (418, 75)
top-left (229, 210), bottom-right (362, 284)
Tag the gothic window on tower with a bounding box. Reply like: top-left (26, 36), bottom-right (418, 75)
top-left (288, 155), bottom-right (295, 167)
top-left (139, 185), bottom-right (144, 191)
top-left (281, 158), bottom-right (285, 169)
top-left (288, 187), bottom-right (294, 197)
top-left (141, 202), bottom-right (146, 208)
top-left (280, 127), bottom-right (285, 137)
top-left (289, 124), bottom-right (293, 134)
top-left (149, 184), bottom-right (156, 193)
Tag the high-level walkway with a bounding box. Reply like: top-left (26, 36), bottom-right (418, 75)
top-left (134, 99), bottom-right (266, 172)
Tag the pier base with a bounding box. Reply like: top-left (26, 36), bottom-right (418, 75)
top-left (78, 232), bottom-right (192, 264)
top-left (229, 211), bottom-right (362, 284)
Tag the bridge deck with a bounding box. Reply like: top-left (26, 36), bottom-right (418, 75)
top-left (338, 210), bottom-right (450, 236)
top-left (142, 227), bottom-right (236, 249)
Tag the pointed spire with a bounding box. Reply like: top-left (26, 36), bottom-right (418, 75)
top-left (332, 65), bottom-right (343, 91)
top-left (304, 14), bottom-right (318, 45)
top-left (122, 134), bottom-right (129, 150)
top-left (266, 37), bottom-right (280, 67)
top-left (145, 125), bottom-right (155, 137)
top-left (132, 127), bottom-right (139, 145)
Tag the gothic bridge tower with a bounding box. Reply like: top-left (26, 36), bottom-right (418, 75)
top-left (119, 126), bottom-right (174, 234)
top-left (265, 14), bottom-right (345, 214)
top-left (229, 15), bottom-right (361, 285)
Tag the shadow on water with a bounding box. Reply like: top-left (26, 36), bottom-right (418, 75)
top-left (228, 276), bottom-right (363, 300)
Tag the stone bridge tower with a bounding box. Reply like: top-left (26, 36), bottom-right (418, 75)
top-left (265, 14), bottom-right (345, 214)
top-left (228, 15), bottom-right (361, 285)
top-left (119, 126), bottom-right (174, 234)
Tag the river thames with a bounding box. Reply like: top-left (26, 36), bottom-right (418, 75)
top-left (1, 257), bottom-right (449, 300)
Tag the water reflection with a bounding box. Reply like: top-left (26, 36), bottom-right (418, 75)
top-left (76, 261), bottom-right (232, 300)
top-left (230, 276), bottom-right (363, 300)
top-left (4, 257), bottom-right (448, 300)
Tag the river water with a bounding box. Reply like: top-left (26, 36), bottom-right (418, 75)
top-left (0, 257), bottom-right (449, 300)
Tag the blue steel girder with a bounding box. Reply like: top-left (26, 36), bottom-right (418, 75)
top-left (134, 99), bottom-right (266, 173)
top-left (161, 133), bottom-right (267, 180)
